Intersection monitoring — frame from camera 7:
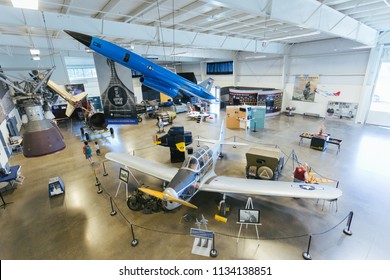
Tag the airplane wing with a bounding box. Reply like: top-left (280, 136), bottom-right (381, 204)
top-left (47, 80), bottom-right (88, 103)
top-left (196, 137), bottom-right (248, 146)
top-left (105, 152), bottom-right (179, 182)
top-left (200, 176), bottom-right (342, 200)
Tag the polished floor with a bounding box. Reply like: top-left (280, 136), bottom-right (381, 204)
top-left (1, 110), bottom-right (390, 260)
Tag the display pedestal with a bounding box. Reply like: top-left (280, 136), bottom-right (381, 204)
top-left (48, 177), bottom-right (65, 197)
top-left (310, 136), bottom-right (329, 151)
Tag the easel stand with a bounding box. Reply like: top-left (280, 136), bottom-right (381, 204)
top-left (115, 180), bottom-right (128, 199)
top-left (115, 166), bottom-right (141, 200)
top-left (237, 197), bottom-right (261, 243)
top-left (0, 192), bottom-right (13, 209)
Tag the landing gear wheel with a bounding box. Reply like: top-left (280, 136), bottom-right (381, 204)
top-left (80, 127), bottom-right (84, 135)
top-left (219, 202), bottom-right (227, 217)
top-left (84, 133), bottom-right (90, 141)
top-left (138, 116), bottom-right (143, 123)
top-left (127, 195), bottom-right (142, 211)
top-left (109, 127), bottom-right (114, 135)
top-left (210, 249), bottom-right (218, 258)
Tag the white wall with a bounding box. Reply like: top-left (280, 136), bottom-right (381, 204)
top-left (181, 39), bottom-right (371, 118)
top-left (284, 50), bottom-right (369, 117)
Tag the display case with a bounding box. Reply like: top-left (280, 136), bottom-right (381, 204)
top-left (48, 177), bottom-right (65, 197)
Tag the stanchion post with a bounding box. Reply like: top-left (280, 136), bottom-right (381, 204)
top-left (210, 233), bottom-right (218, 258)
top-left (130, 224), bottom-right (139, 247)
top-left (110, 197), bottom-right (117, 216)
top-left (93, 169), bottom-right (103, 194)
top-left (343, 211), bottom-right (353, 236)
top-left (233, 136), bottom-right (236, 148)
top-left (102, 161), bottom-right (108, 176)
top-left (302, 235), bottom-right (312, 260)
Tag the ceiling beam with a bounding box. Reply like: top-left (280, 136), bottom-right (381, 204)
top-left (0, 5), bottom-right (286, 55)
top-left (203, 0), bottom-right (378, 45)
top-left (94, 0), bottom-right (121, 19)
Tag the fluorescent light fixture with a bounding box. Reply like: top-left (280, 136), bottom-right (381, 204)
top-left (12, 0), bottom-right (38, 10)
top-left (30, 49), bottom-right (40, 55)
top-left (244, 55), bottom-right (266, 59)
top-left (267, 31), bottom-right (321, 42)
top-left (351, 45), bottom-right (375, 50)
top-left (32, 56), bottom-right (40, 61)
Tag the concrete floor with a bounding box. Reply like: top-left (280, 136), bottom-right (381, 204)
top-left (1, 110), bottom-right (390, 260)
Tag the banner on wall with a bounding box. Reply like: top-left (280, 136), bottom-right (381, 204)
top-left (326, 102), bottom-right (358, 120)
top-left (93, 53), bottom-right (138, 125)
top-left (293, 74), bottom-right (319, 102)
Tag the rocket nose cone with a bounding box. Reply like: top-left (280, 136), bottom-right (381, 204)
top-left (64, 30), bottom-right (92, 47)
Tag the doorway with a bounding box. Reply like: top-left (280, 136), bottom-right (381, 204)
top-left (366, 62), bottom-right (390, 126)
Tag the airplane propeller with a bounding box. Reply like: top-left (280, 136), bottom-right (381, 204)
top-left (138, 187), bottom-right (198, 209)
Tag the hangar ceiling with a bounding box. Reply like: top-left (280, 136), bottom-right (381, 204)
top-left (0, 0), bottom-right (390, 63)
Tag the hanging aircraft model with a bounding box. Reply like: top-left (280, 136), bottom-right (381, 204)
top-left (64, 30), bottom-right (216, 102)
top-left (45, 79), bottom-right (108, 130)
top-left (314, 88), bottom-right (341, 97)
top-left (105, 121), bottom-right (342, 212)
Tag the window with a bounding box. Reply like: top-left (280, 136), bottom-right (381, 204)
top-left (67, 66), bottom-right (97, 81)
top-left (206, 61), bottom-right (233, 75)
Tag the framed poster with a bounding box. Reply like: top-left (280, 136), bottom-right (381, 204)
top-left (326, 102), bottom-right (358, 120)
top-left (292, 74), bottom-right (319, 102)
top-left (238, 209), bottom-right (261, 224)
top-left (119, 168), bottom-right (129, 183)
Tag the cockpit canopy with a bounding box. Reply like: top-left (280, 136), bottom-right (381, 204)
top-left (182, 145), bottom-right (213, 172)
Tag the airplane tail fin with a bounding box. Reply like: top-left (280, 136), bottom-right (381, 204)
top-left (65, 103), bottom-right (76, 117)
top-left (199, 78), bottom-right (214, 92)
top-left (334, 91), bottom-right (340, 96)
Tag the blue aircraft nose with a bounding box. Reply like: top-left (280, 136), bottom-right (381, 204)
top-left (64, 30), bottom-right (92, 47)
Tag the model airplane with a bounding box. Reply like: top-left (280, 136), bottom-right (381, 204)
top-left (64, 30), bottom-right (216, 102)
top-left (105, 122), bottom-right (342, 211)
top-left (314, 88), bottom-right (341, 97)
top-left (46, 80), bottom-right (88, 117)
top-left (187, 110), bottom-right (211, 121)
top-left (45, 79), bottom-right (108, 133)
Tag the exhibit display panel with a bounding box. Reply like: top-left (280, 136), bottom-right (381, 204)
top-left (228, 87), bottom-right (282, 116)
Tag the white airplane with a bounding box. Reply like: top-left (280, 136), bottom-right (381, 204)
top-left (187, 110), bottom-right (211, 121)
top-left (314, 88), bottom-right (341, 97)
top-left (105, 122), bottom-right (342, 211)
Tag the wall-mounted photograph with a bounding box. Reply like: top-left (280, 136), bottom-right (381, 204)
top-left (292, 74), bottom-right (319, 102)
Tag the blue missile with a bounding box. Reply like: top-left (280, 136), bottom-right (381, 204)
top-left (64, 30), bottom-right (216, 101)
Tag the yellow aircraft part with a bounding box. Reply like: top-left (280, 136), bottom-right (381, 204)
top-left (214, 214), bottom-right (227, 223)
top-left (138, 187), bottom-right (198, 209)
top-left (176, 142), bottom-right (185, 152)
